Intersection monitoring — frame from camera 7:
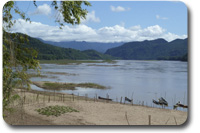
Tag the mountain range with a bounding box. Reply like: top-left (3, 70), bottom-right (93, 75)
top-left (26, 35), bottom-right (117, 60)
top-left (105, 38), bottom-right (188, 60)
top-left (39, 39), bottom-right (123, 53)
top-left (8, 32), bottom-right (188, 61)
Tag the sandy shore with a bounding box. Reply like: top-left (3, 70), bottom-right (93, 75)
top-left (4, 89), bottom-right (187, 125)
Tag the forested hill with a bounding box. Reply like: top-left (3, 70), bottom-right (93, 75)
top-left (25, 35), bottom-right (117, 60)
top-left (39, 39), bottom-right (124, 53)
top-left (105, 38), bottom-right (188, 60)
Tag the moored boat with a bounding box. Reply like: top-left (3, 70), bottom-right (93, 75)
top-left (98, 96), bottom-right (112, 101)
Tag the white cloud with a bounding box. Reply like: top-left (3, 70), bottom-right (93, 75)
top-left (29, 4), bottom-right (51, 16)
top-left (110, 6), bottom-right (130, 12)
top-left (10, 19), bottom-right (187, 43)
top-left (138, 25), bottom-right (166, 37)
top-left (162, 32), bottom-right (187, 41)
top-left (156, 15), bottom-right (168, 20)
top-left (81, 11), bottom-right (100, 23)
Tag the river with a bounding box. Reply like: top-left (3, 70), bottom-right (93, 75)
top-left (30, 60), bottom-right (188, 110)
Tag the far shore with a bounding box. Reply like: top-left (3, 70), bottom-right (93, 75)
top-left (39, 59), bottom-right (117, 65)
top-left (4, 87), bottom-right (187, 125)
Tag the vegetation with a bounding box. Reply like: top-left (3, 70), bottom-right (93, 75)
top-left (39, 59), bottom-right (117, 65)
top-left (77, 83), bottom-right (107, 89)
top-left (181, 53), bottom-right (188, 62)
top-left (102, 60), bottom-right (118, 64)
top-left (45, 72), bottom-right (78, 76)
top-left (35, 105), bottom-right (79, 117)
top-left (32, 81), bottom-right (108, 90)
top-left (82, 50), bottom-right (119, 60)
top-left (3, 1), bottom-right (91, 112)
top-left (27, 73), bottom-right (48, 78)
top-left (3, 2), bottom-right (40, 111)
top-left (12, 33), bottom-right (117, 60)
top-left (105, 38), bottom-right (188, 61)
top-left (41, 40), bottom-right (123, 53)
top-left (157, 53), bottom-right (188, 61)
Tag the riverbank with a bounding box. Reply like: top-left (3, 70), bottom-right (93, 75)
top-left (39, 59), bottom-right (117, 65)
top-left (3, 88), bottom-right (187, 125)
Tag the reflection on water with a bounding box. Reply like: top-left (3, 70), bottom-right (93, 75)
top-left (30, 60), bottom-right (188, 111)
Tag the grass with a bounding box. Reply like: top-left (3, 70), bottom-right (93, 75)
top-left (39, 59), bottom-right (117, 65)
top-left (45, 72), bottom-right (78, 76)
top-left (43, 82), bottom-right (77, 90)
top-left (28, 73), bottom-right (48, 78)
top-left (78, 83), bottom-right (107, 89)
top-left (35, 105), bottom-right (79, 117)
top-left (32, 81), bottom-right (108, 90)
top-left (102, 60), bottom-right (117, 64)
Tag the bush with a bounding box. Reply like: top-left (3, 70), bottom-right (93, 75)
top-left (35, 105), bottom-right (79, 117)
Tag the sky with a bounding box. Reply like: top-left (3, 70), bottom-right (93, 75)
top-left (7, 1), bottom-right (188, 43)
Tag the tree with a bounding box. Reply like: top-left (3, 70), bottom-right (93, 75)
top-left (3, 0), bottom-right (91, 112)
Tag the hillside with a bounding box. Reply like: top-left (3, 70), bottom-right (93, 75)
top-left (105, 38), bottom-right (188, 60)
top-left (39, 39), bottom-right (123, 53)
top-left (20, 34), bottom-right (117, 60)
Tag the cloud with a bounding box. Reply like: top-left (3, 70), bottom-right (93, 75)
top-left (138, 25), bottom-right (166, 37)
top-left (162, 32), bottom-right (187, 41)
top-left (110, 6), bottom-right (130, 12)
top-left (9, 19), bottom-right (187, 43)
top-left (81, 11), bottom-right (100, 23)
top-left (156, 15), bottom-right (168, 20)
top-left (29, 4), bottom-right (51, 16)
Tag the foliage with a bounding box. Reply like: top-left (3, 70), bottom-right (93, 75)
top-left (35, 105), bottom-right (79, 117)
top-left (51, 0), bottom-right (91, 27)
top-left (105, 38), bottom-right (188, 60)
top-left (41, 40), bottom-right (123, 53)
top-left (3, 1), bottom-right (91, 111)
top-left (3, 26), bottom-right (40, 111)
top-left (181, 53), bottom-right (188, 61)
top-left (18, 33), bottom-right (116, 60)
top-left (32, 81), bottom-right (107, 90)
top-left (39, 59), bottom-right (117, 65)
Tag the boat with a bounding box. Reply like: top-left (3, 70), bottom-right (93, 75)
top-left (153, 97), bottom-right (168, 106)
top-left (98, 96), bottom-right (112, 101)
top-left (125, 97), bottom-right (132, 103)
top-left (158, 97), bottom-right (168, 106)
top-left (173, 101), bottom-right (188, 109)
top-left (153, 99), bottom-right (160, 105)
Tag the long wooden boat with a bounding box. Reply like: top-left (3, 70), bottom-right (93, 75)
top-left (125, 97), bottom-right (132, 103)
top-left (158, 97), bottom-right (168, 106)
top-left (174, 101), bottom-right (188, 109)
top-left (153, 97), bottom-right (168, 106)
top-left (153, 99), bottom-right (160, 105)
top-left (98, 96), bottom-right (112, 101)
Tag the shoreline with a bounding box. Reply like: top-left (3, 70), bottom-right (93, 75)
top-left (4, 88), bottom-right (187, 125)
top-left (31, 82), bottom-right (187, 112)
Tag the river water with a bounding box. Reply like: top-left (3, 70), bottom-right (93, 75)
top-left (30, 60), bottom-right (188, 110)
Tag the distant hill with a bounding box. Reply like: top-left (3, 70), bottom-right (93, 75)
top-left (105, 38), bottom-right (188, 60)
top-left (8, 32), bottom-right (187, 61)
top-left (39, 39), bottom-right (124, 53)
top-left (23, 35), bottom-right (117, 60)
